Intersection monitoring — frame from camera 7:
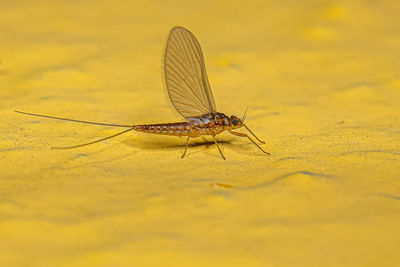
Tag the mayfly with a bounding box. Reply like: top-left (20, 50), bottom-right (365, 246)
top-left (16, 26), bottom-right (270, 160)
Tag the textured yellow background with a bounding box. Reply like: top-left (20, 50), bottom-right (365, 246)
top-left (1, 0), bottom-right (400, 266)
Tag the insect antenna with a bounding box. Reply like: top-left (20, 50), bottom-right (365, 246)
top-left (242, 107), bottom-right (249, 121)
top-left (15, 110), bottom-right (132, 128)
top-left (52, 127), bottom-right (134, 149)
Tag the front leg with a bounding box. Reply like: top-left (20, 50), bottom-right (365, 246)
top-left (229, 131), bottom-right (270, 155)
top-left (243, 123), bottom-right (265, 144)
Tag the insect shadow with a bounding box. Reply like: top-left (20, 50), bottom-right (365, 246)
top-left (123, 135), bottom-right (234, 151)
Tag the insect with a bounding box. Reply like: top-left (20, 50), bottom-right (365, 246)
top-left (16, 26), bottom-right (270, 160)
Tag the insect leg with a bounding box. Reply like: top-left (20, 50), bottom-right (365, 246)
top-left (229, 131), bottom-right (270, 155)
top-left (212, 135), bottom-right (226, 160)
top-left (243, 123), bottom-right (265, 144)
top-left (181, 136), bottom-right (190, 158)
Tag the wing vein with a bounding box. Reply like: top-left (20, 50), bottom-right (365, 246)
top-left (165, 51), bottom-right (205, 105)
top-left (165, 63), bottom-right (206, 108)
top-left (174, 31), bottom-right (208, 108)
top-left (164, 27), bottom-right (217, 118)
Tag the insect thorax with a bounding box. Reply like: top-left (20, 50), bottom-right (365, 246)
top-left (188, 112), bottom-right (230, 127)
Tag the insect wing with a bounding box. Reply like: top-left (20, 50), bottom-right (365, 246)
top-left (164, 26), bottom-right (217, 118)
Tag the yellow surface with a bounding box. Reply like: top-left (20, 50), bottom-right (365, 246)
top-left (1, 0), bottom-right (400, 266)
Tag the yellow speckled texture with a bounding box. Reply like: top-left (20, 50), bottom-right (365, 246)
top-left (1, 0), bottom-right (400, 266)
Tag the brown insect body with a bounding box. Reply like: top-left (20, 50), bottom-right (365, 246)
top-left (134, 112), bottom-right (231, 137)
top-left (16, 26), bottom-right (269, 159)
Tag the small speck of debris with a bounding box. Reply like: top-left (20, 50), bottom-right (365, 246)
top-left (210, 183), bottom-right (233, 189)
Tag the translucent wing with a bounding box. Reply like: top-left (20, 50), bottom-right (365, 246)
top-left (164, 26), bottom-right (217, 119)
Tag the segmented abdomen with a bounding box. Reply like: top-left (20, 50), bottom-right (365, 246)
top-left (134, 113), bottom-right (230, 137)
top-left (134, 122), bottom-right (192, 136)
